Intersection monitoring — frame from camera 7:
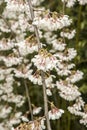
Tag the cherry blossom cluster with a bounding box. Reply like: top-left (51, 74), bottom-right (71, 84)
top-left (0, 0), bottom-right (87, 130)
top-left (15, 117), bottom-right (46, 130)
top-left (0, 68), bottom-right (27, 130)
top-left (33, 11), bottom-right (72, 31)
top-left (62, 0), bottom-right (87, 7)
top-left (32, 49), bottom-right (57, 71)
top-left (48, 103), bottom-right (64, 120)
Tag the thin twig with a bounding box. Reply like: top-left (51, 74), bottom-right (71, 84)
top-left (41, 71), bottom-right (52, 130)
top-left (24, 80), bottom-right (33, 120)
top-left (62, 1), bottom-right (65, 15)
top-left (27, 0), bottom-right (52, 130)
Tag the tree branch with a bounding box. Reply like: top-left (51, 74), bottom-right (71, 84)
top-left (24, 80), bottom-right (33, 121)
top-left (27, 0), bottom-right (52, 130)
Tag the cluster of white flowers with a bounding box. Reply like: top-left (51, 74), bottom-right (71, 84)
top-left (0, 0), bottom-right (86, 129)
top-left (5, 0), bottom-right (28, 13)
top-left (0, 68), bottom-right (26, 129)
top-left (62, 0), bottom-right (76, 7)
top-left (33, 12), bottom-right (72, 31)
top-left (68, 97), bottom-right (87, 127)
top-left (15, 118), bottom-right (46, 130)
top-left (15, 39), bottom-right (38, 56)
top-left (14, 64), bottom-right (33, 79)
top-left (0, 19), bottom-right (11, 33)
top-left (32, 49), bottom-right (57, 71)
top-left (55, 48), bottom-right (77, 61)
top-left (0, 76), bottom-right (14, 95)
top-left (29, 71), bottom-right (55, 96)
top-left (80, 114), bottom-right (87, 127)
top-left (56, 62), bottom-right (75, 76)
top-left (29, 71), bottom-right (42, 85)
top-left (1, 1), bottom-right (31, 41)
top-left (52, 38), bottom-right (66, 51)
top-left (60, 29), bottom-right (76, 39)
top-left (33, 107), bottom-right (42, 115)
top-left (62, 0), bottom-right (87, 7)
top-left (9, 112), bottom-right (23, 126)
top-left (66, 70), bottom-right (83, 83)
top-left (0, 68), bottom-right (14, 80)
top-left (0, 106), bottom-right (12, 119)
top-left (2, 56), bottom-right (23, 67)
top-left (56, 80), bottom-right (81, 101)
top-left (0, 39), bottom-right (15, 51)
top-left (49, 107), bottom-right (64, 120)
top-left (2, 94), bottom-right (25, 107)
top-left (43, 32), bottom-right (57, 45)
top-left (68, 97), bottom-right (85, 116)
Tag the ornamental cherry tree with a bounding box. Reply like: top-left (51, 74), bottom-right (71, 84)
top-left (0, 0), bottom-right (87, 130)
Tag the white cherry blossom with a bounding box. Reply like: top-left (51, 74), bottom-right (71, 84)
top-left (56, 80), bottom-right (81, 101)
top-left (66, 70), bottom-right (83, 83)
top-left (0, 106), bottom-right (12, 119)
top-left (62, 0), bottom-right (76, 7)
top-left (68, 97), bottom-right (85, 116)
top-left (60, 29), bottom-right (76, 39)
top-left (80, 114), bottom-right (87, 127)
top-left (14, 64), bottom-right (33, 79)
top-left (33, 13), bottom-right (72, 31)
top-left (33, 107), bottom-right (42, 115)
top-left (16, 40), bottom-right (38, 56)
top-left (32, 49), bottom-right (57, 71)
top-left (3, 56), bottom-right (23, 67)
top-left (49, 108), bottom-right (64, 120)
top-left (55, 48), bottom-right (77, 61)
top-left (46, 89), bottom-right (52, 96)
top-left (52, 38), bottom-right (66, 51)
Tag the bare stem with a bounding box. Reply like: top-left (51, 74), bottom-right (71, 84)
top-left (62, 1), bottom-right (65, 15)
top-left (41, 71), bottom-right (52, 130)
top-left (24, 80), bottom-right (33, 120)
top-left (27, 0), bottom-right (41, 49)
top-left (27, 0), bottom-right (52, 130)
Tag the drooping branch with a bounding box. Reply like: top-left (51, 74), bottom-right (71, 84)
top-left (27, 0), bottom-right (52, 130)
top-left (24, 80), bottom-right (33, 121)
top-left (27, 0), bottom-right (41, 50)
